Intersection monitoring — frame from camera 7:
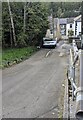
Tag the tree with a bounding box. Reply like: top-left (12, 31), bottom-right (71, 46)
top-left (48, 2), bottom-right (81, 18)
top-left (23, 2), bottom-right (26, 34)
top-left (7, 0), bottom-right (17, 47)
top-left (68, 29), bottom-right (74, 36)
top-left (2, 2), bottom-right (49, 48)
top-left (2, 2), bottom-right (11, 47)
top-left (57, 7), bottom-right (63, 18)
top-left (23, 2), bottom-right (30, 34)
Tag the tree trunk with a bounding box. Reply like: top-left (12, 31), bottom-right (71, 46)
top-left (9, 23), bottom-right (13, 48)
top-left (23, 2), bottom-right (26, 34)
top-left (23, 2), bottom-right (30, 34)
top-left (7, 0), bottom-right (17, 47)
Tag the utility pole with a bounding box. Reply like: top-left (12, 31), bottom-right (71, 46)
top-left (52, 9), bottom-right (55, 40)
top-left (51, 2), bottom-right (55, 40)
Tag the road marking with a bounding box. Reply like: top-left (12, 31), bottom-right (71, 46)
top-left (45, 50), bottom-right (52, 57)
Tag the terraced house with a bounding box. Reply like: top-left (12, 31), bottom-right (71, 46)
top-left (48, 15), bottom-right (81, 39)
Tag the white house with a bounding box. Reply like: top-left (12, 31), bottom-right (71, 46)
top-left (48, 15), bottom-right (81, 39)
top-left (59, 15), bottom-right (81, 38)
top-left (74, 15), bottom-right (81, 37)
top-left (59, 18), bottom-right (67, 36)
top-left (65, 15), bottom-right (81, 37)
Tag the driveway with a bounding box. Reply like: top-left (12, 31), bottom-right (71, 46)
top-left (2, 46), bottom-right (67, 118)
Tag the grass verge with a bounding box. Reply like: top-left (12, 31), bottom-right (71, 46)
top-left (1, 46), bottom-right (38, 68)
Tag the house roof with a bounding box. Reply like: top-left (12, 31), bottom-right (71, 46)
top-left (67, 18), bottom-right (74, 24)
top-left (74, 15), bottom-right (81, 22)
top-left (59, 18), bottom-right (67, 25)
top-left (59, 18), bottom-right (74, 25)
top-left (48, 15), bottom-right (81, 27)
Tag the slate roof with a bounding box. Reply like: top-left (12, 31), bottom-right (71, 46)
top-left (59, 18), bottom-right (67, 24)
top-left (74, 15), bottom-right (81, 22)
top-left (67, 18), bottom-right (74, 24)
top-left (48, 15), bottom-right (81, 27)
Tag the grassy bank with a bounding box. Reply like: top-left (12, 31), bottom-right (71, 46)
top-left (1, 46), bottom-right (38, 68)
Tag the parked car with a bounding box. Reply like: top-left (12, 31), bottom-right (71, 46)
top-left (42, 37), bottom-right (57, 48)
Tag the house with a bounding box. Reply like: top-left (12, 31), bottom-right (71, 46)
top-left (66, 17), bottom-right (74, 36)
top-left (74, 15), bottom-right (81, 37)
top-left (64, 15), bottom-right (81, 38)
top-left (59, 18), bottom-right (67, 36)
top-left (48, 15), bottom-right (81, 39)
top-left (66, 15), bottom-right (81, 37)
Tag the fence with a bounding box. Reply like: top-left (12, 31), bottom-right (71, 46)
top-left (68, 39), bottom-right (83, 119)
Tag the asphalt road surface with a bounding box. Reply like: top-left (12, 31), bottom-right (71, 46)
top-left (2, 46), bottom-right (67, 118)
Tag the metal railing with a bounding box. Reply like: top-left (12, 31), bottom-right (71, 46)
top-left (68, 39), bottom-right (83, 119)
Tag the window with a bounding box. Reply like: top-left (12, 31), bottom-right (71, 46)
top-left (50, 30), bottom-right (53, 34)
top-left (60, 25), bottom-right (65, 29)
top-left (70, 24), bottom-right (72, 28)
top-left (75, 22), bottom-right (77, 35)
top-left (75, 22), bottom-right (77, 26)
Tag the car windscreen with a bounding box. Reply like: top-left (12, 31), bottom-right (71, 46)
top-left (43, 39), bottom-right (53, 41)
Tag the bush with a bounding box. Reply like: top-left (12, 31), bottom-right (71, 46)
top-left (68, 29), bottom-right (74, 36)
top-left (17, 33), bottom-right (27, 47)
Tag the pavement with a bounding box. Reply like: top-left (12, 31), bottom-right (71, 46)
top-left (2, 43), bottom-right (67, 118)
